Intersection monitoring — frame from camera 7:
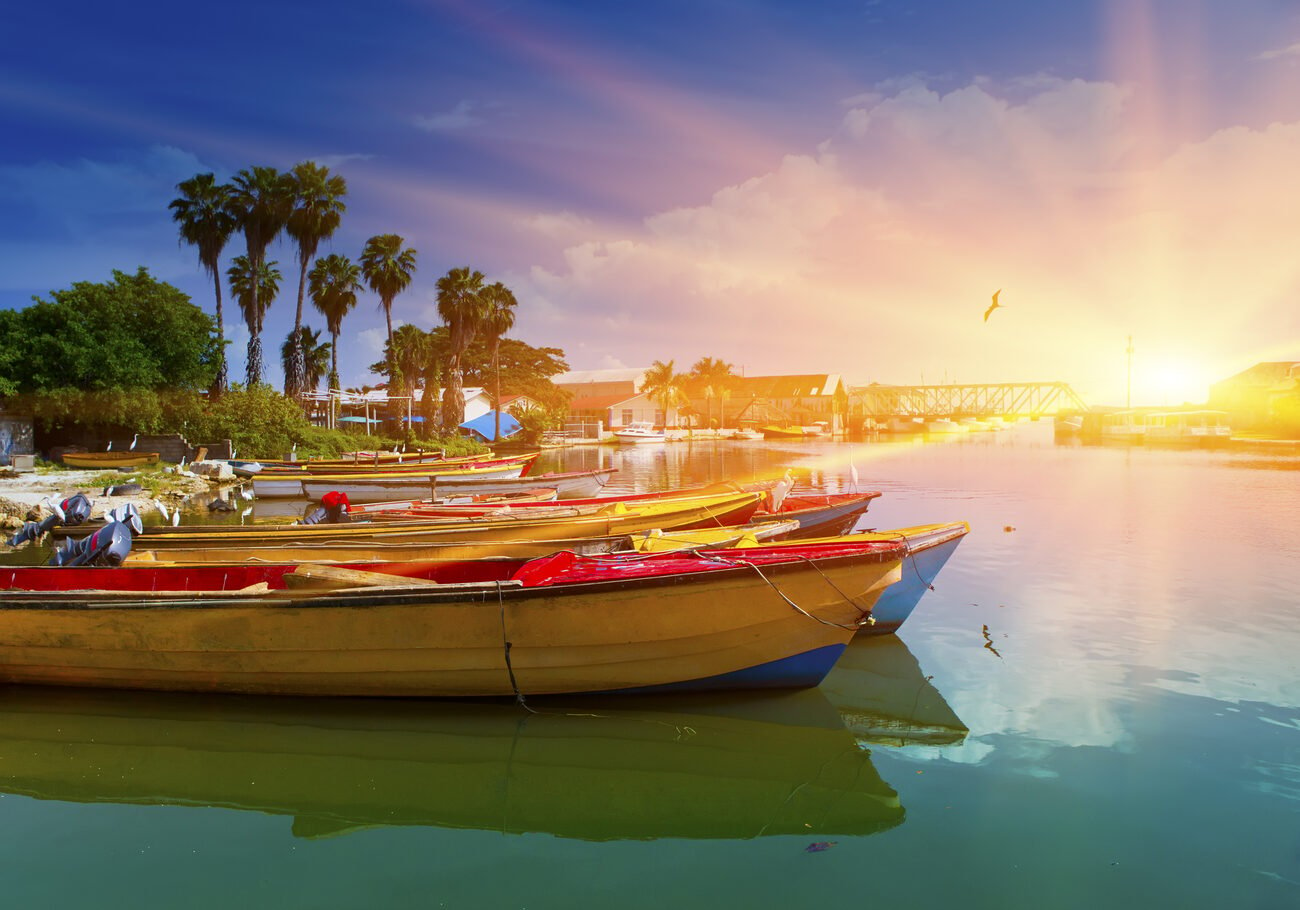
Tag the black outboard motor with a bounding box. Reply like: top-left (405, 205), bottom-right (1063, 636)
top-left (6, 493), bottom-right (94, 547)
top-left (48, 503), bottom-right (143, 567)
top-left (301, 490), bottom-right (351, 525)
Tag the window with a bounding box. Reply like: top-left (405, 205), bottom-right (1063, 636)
top-left (655, 410), bottom-right (665, 426)
top-left (621, 409), bottom-right (634, 426)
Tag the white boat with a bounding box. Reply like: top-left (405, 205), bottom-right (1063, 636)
top-left (958, 417), bottom-right (993, 432)
top-left (1100, 411), bottom-right (1146, 442)
top-left (613, 423), bottom-right (666, 444)
top-left (925, 418), bottom-right (964, 434)
top-left (301, 469), bottom-right (617, 503)
top-left (885, 417), bottom-right (924, 434)
top-left (732, 428), bottom-right (764, 441)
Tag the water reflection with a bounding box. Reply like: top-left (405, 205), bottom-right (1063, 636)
top-left (0, 686), bottom-right (907, 842)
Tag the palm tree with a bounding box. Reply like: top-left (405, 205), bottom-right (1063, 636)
top-left (228, 256), bottom-right (282, 386)
top-left (228, 166), bottom-right (292, 386)
top-left (169, 173), bottom-right (236, 395)
top-left (282, 326), bottom-right (330, 393)
top-left (388, 324), bottom-right (438, 435)
top-left (359, 234), bottom-right (418, 395)
top-left (480, 282), bottom-right (518, 441)
top-left (308, 253), bottom-right (362, 395)
top-left (284, 162), bottom-right (347, 397)
top-left (689, 356), bottom-right (737, 428)
top-left (435, 266), bottom-right (488, 431)
top-left (641, 359), bottom-right (686, 429)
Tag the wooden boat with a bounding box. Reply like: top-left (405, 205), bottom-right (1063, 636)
top-left (253, 459), bottom-right (532, 499)
top-left (741, 520), bottom-right (970, 633)
top-left (0, 686), bottom-right (903, 840)
top-left (61, 452), bottom-right (160, 468)
top-left (760, 426), bottom-right (808, 440)
top-left (80, 491), bottom-right (764, 559)
top-left (253, 452), bottom-right (538, 476)
top-left (301, 468), bottom-right (617, 503)
top-left (0, 537), bottom-right (905, 696)
top-left (612, 422), bottom-right (666, 444)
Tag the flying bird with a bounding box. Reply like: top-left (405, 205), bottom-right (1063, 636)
top-left (983, 289), bottom-right (1003, 323)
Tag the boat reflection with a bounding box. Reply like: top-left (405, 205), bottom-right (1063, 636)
top-left (822, 636), bottom-right (969, 747)
top-left (0, 686), bottom-right (902, 842)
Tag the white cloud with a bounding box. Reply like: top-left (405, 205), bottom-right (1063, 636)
top-left (515, 76), bottom-right (1300, 402)
top-left (412, 100), bottom-right (487, 133)
top-left (1254, 41), bottom-right (1300, 61)
top-left (357, 327), bottom-right (386, 356)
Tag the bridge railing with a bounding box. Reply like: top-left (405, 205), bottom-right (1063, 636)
top-left (849, 382), bottom-right (1088, 418)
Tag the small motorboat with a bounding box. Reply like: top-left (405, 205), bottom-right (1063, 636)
top-left (613, 423), bottom-right (666, 444)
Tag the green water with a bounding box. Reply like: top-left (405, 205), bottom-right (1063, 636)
top-left (1, 424), bottom-right (1297, 908)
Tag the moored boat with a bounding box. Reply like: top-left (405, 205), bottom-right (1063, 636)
top-left (300, 468), bottom-right (617, 503)
top-left (760, 426), bottom-right (808, 440)
top-left (612, 423), bottom-right (666, 444)
top-left (61, 452), bottom-right (161, 468)
top-left (0, 537), bottom-right (906, 696)
top-left (252, 458), bottom-right (535, 500)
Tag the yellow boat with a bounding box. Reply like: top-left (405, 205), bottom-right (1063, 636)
top-left (0, 687), bottom-right (903, 840)
top-left (109, 491), bottom-right (764, 561)
top-left (0, 537), bottom-right (904, 696)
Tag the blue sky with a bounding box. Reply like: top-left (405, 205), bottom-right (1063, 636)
top-left (3, 1), bottom-right (1299, 403)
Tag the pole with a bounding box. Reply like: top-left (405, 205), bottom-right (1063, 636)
top-left (1126, 335), bottom-right (1134, 408)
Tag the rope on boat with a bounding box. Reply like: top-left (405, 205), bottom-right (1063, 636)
top-left (497, 581), bottom-right (537, 714)
top-left (695, 552), bottom-right (873, 631)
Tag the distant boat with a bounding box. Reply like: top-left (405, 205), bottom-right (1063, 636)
top-left (61, 452), bottom-right (160, 468)
top-left (732, 428), bottom-right (764, 441)
top-left (1143, 410), bottom-right (1232, 446)
top-left (760, 426), bottom-right (808, 440)
top-left (924, 418), bottom-right (963, 434)
top-left (612, 423), bottom-right (666, 444)
top-left (1100, 410), bottom-right (1146, 442)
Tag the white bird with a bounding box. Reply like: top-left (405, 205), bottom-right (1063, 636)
top-left (171, 511), bottom-right (181, 527)
top-left (153, 500), bottom-right (170, 522)
top-left (129, 434), bottom-right (138, 451)
top-left (984, 289), bottom-right (1004, 323)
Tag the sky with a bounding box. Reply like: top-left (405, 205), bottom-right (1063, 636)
top-left (2, 0), bottom-right (1299, 406)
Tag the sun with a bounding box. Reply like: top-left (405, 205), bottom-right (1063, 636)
top-left (1131, 358), bottom-right (1212, 406)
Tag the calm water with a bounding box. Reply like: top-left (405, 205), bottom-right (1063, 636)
top-left (2, 424), bottom-right (1297, 909)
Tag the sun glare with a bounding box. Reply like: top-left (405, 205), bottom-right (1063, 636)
top-left (1131, 358), bottom-right (1212, 406)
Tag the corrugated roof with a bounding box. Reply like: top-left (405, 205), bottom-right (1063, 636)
top-left (731, 374), bottom-right (843, 398)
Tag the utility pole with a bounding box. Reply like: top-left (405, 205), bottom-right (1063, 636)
top-left (1126, 335), bottom-right (1134, 408)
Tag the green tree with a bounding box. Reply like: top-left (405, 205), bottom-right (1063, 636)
top-left (281, 326), bottom-right (330, 392)
top-left (228, 167), bottom-right (292, 386)
top-left (436, 266), bottom-right (488, 430)
top-left (480, 282), bottom-right (518, 441)
top-left (359, 234), bottom-right (418, 395)
top-left (688, 356), bottom-right (737, 428)
top-left (228, 256), bottom-right (282, 386)
top-left (169, 173), bottom-right (235, 395)
top-left (11, 268), bottom-right (218, 394)
top-left (641, 359), bottom-right (686, 428)
top-left (284, 162), bottom-right (347, 397)
top-left (308, 253), bottom-right (362, 394)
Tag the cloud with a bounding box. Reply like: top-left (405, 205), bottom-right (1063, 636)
top-left (1254, 42), bottom-right (1300, 61)
top-left (357, 327), bottom-right (387, 356)
top-left (310, 152), bottom-right (376, 169)
top-left (515, 76), bottom-right (1300, 402)
top-left (412, 100), bottom-right (488, 133)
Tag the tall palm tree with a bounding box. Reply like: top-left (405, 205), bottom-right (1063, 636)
top-left (228, 167), bottom-right (292, 386)
top-left (388, 324), bottom-right (438, 435)
top-left (308, 253), bottom-right (362, 395)
top-left (641, 359), bottom-right (686, 429)
top-left (689, 356), bottom-right (737, 428)
top-left (480, 282), bottom-right (518, 441)
top-left (169, 173), bottom-right (236, 395)
top-left (284, 162), bottom-right (347, 397)
top-left (228, 256), bottom-right (282, 386)
top-left (282, 326), bottom-right (330, 393)
top-left (435, 266), bottom-right (488, 431)
top-left (359, 234), bottom-right (418, 395)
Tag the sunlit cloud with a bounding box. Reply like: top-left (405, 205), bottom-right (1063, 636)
top-left (413, 100), bottom-right (490, 133)
top-left (1254, 42), bottom-right (1300, 62)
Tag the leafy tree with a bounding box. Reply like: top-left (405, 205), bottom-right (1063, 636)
top-left (284, 162), bottom-right (347, 396)
top-left (435, 266), bottom-right (488, 430)
top-left (281, 326), bottom-right (330, 392)
top-left (169, 173), bottom-right (235, 395)
top-left (359, 234), bottom-right (418, 395)
top-left (228, 167), bottom-right (292, 386)
top-left (641, 359), bottom-right (686, 428)
top-left (308, 253), bottom-right (362, 394)
top-left (480, 282), bottom-right (517, 441)
top-left (7, 268), bottom-right (218, 394)
top-left (688, 356), bottom-right (737, 428)
top-left (228, 256), bottom-right (282, 386)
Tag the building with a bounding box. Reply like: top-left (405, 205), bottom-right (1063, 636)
top-left (708, 374), bottom-right (848, 433)
top-left (1208, 361), bottom-right (1300, 434)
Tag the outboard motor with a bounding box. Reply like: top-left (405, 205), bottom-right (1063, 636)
top-left (6, 493), bottom-right (94, 547)
top-left (301, 490), bottom-right (351, 525)
top-left (48, 503), bottom-right (143, 567)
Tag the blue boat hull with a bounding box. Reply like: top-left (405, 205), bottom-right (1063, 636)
top-left (862, 533), bottom-right (965, 635)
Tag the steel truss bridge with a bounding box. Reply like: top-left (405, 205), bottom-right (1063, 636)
top-left (849, 382), bottom-right (1088, 419)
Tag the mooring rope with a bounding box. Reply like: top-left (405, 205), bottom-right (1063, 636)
top-left (497, 581), bottom-right (537, 714)
top-left (695, 551), bottom-right (874, 631)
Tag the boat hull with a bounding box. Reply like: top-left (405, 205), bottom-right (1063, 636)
top-left (0, 550), bottom-right (902, 697)
top-left (256, 463), bottom-right (529, 500)
top-left (857, 522), bottom-right (968, 633)
top-left (62, 452), bottom-right (160, 468)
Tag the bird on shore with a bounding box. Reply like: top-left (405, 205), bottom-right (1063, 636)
top-left (983, 289), bottom-right (1003, 323)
